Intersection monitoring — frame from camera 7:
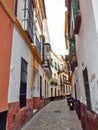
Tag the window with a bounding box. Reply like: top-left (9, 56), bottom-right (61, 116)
top-left (51, 58), bottom-right (53, 66)
top-left (20, 58), bottom-right (28, 108)
top-left (40, 36), bottom-right (44, 62)
top-left (22, 0), bottom-right (34, 43)
top-left (55, 88), bottom-right (56, 96)
top-left (40, 76), bottom-right (42, 99)
top-left (33, 69), bottom-right (37, 90)
top-left (54, 73), bottom-right (56, 78)
top-left (83, 67), bottom-right (92, 111)
top-left (55, 62), bottom-right (57, 70)
top-left (24, 0), bottom-right (27, 18)
top-left (14, 0), bottom-right (18, 16)
top-left (47, 82), bottom-right (48, 97)
top-left (23, 0), bottom-right (28, 29)
top-left (58, 89), bottom-right (60, 96)
top-left (51, 88), bottom-right (53, 97)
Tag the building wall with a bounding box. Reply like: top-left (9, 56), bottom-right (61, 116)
top-left (8, 25), bottom-right (32, 102)
top-left (50, 52), bottom-right (68, 97)
top-left (0, 0), bottom-right (14, 111)
top-left (50, 52), bottom-right (60, 97)
top-left (73, 0), bottom-right (98, 130)
top-left (0, 0), bottom-right (51, 129)
top-left (7, 25), bottom-right (32, 130)
top-left (76, 0), bottom-right (98, 113)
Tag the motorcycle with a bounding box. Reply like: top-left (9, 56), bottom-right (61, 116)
top-left (68, 98), bottom-right (74, 110)
top-left (67, 95), bottom-right (75, 110)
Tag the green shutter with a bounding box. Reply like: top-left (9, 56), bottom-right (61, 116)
top-left (72, 0), bottom-right (78, 22)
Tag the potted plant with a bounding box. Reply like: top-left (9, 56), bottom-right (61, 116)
top-left (50, 80), bottom-right (55, 85)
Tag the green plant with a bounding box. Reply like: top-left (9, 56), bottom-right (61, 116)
top-left (50, 80), bottom-right (54, 85)
top-left (50, 80), bottom-right (58, 86)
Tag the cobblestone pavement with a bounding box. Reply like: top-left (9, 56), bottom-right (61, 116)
top-left (21, 99), bottom-right (82, 130)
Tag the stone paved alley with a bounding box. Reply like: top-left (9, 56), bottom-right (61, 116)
top-left (21, 99), bottom-right (82, 130)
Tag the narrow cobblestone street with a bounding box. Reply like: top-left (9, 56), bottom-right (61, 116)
top-left (21, 99), bottom-right (82, 130)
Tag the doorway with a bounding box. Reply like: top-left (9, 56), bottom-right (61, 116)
top-left (83, 67), bottom-right (92, 110)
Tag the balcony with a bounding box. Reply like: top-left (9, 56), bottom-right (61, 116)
top-left (44, 43), bottom-right (52, 78)
top-left (36, 7), bottom-right (43, 32)
top-left (44, 43), bottom-right (51, 60)
top-left (44, 60), bottom-right (52, 78)
top-left (34, 34), bottom-right (41, 55)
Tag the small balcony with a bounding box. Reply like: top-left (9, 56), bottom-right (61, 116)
top-left (34, 34), bottom-right (41, 56)
top-left (63, 76), bottom-right (70, 85)
top-left (43, 43), bottom-right (52, 78)
top-left (44, 43), bottom-right (51, 60)
top-left (44, 60), bottom-right (52, 78)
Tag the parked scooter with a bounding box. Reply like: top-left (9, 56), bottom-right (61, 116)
top-left (67, 95), bottom-right (75, 110)
top-left (68, 97), bottom-right (74, 110)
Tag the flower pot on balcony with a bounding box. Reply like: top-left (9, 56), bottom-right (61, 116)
top-left (50, 81), bottom-right (55, 86)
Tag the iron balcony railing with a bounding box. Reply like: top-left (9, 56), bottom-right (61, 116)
top-left (44, 60), bottom-right (52, 78)
top-left (22, 0), bottom-right (34, 42)
top-left (36, 7), bottom-right (43, 32)
top-left (34, 34), bottom-right (41, 55)
top-left (44, 43), bottom-right (51, 60)
top-left (43, 43), bottom-right (52, 77)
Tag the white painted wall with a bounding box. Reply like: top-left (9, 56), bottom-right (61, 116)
top-left (8, 25), bottom-right (32, 103)
top-left (75, 0), bottom-right (98, 113)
